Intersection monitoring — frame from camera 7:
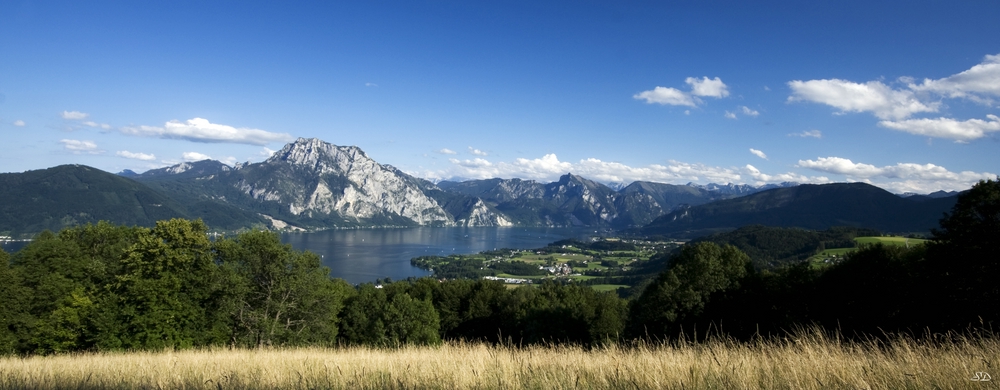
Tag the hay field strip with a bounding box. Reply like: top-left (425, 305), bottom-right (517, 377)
top-left (1, 333), bottom-right (996, 389)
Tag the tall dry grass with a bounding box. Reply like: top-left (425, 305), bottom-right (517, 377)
top-left (1, 329), bottom-right (996, 389)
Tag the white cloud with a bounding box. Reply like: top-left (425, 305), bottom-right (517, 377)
top-left (182, 151), bottom-right (212, 161)
top-left (789, 130), bottom-right (823, 138)
top-left (60, 111), bottom-right (89, 120)
top-left (120, 118), bottom-right (293, 145)
top-left (911, 53), bottom-right (1000, 103)
top-left (260, 147), bottom-right (276, 158)
top-left (82, 121), bottom-right (112, 130)
top-left (427, 154), bottom-right (744, 185)
top-left (468, 147), bottom-right (488, 156)
top-left (633, 86), bottom-right (697, 107)
top-left (449, 157), bottom-right (494, 169)
top-left (59, 139), bottom-right (102, 154)
top-left (116, 150), bottom-right (156, 161)
top-left (749, 148), bottom-right (768, 160)
top-left (13, 120), bottom-right (25, 127)
top-left (417, 152), bottom-right (987, 195)
top-left (634, 76), bottom-right (730, 107)
top-left (787, 79), bottom-right (937, 120)
top-left (436, 148), bottom-right (457, 155)
top-left (796, 156), bottom-right (995, 192)
top-left (686, 77), bottom-right (729, 98)
top-left (745, 164), bottom-right (823, 184)
top-left (416, 152), bottom-right (982, 193)
top-left (726, 106), bottom-right (760, 119)
top-left (878, 115), bottom-right (1000, 142)
top-left (365, 82), bottom-right (379, 87)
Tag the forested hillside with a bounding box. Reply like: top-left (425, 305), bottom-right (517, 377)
top-left (1, 178), bottom-right (996, 355)
top-left (0, 165), bottom-right (190, 236)
top-left (690, 225), bottom-right (880, 268)
top-left (642, 182), bottom-right (958, 237)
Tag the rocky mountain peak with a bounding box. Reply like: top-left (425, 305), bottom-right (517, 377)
top-left (268, 137), bottom-right (368, 172)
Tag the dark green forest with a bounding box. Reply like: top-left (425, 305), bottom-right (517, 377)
top-left (1, 179), bottom-right (997, 354)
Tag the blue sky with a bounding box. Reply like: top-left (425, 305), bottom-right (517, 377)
top-left (1, 1), bottom-right (997, 193)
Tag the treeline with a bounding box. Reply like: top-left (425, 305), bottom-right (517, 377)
top-left (1, 179), bottom-right (997, 354)
top-left (0, 220), bottom-right (626, 354)
top-left (629, 178), bottom-right (999, 338)
top-left (690, 225), bottom-right (880, 269)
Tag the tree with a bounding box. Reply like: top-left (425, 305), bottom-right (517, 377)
top-left (214, 230), bottom-right (348, 347)
top-left (0, 248), bottom-right (28, 354)
top-left (927, 178), bottom-right (1000, 328)
top-left (628, 242), bottom-right (751, 339)
top-left (7, 232), bottom-right (97, 353)
top-left (112, 219), bottom-right (218, 350)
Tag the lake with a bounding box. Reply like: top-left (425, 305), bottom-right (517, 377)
top-left (1, 227), bottom-right (595, 285)
top-left (281, 227), bottom-right (595, 284)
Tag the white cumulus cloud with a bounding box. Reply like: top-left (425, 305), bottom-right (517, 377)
top-left (61, 111), bottom-right (89, 120)
top-left (83, 121), bottom-right (112, 130)
top-left (724, 111), bottom-right (737, 119)
top-left (745, 164), bottom-right (822, 184)
top-left (878, 115), bottom-right (1000, 142)
top-left (749, 148), bottom-right (768, 160)
top-left (911, 53), bottom-right (1000, 103)
top-left (116, 150), bottom-right (156, 161)
top-left (633, 86), bottom-right (697, 107)
top-left (436, 148), bottom-right (457, 155)
top-left (121, 118), bottom-right (293, 145)
top-left (634, 76), bottom-right (729, 107)
top-left (468, 147), bottom-right (488, 156)
top-left (686, 76), bottom-right (730, 98)
top-left (427, 154), bottom-right (746, 185)
top-left (182, 151), bottom-right (213, 161)
top-left (787, 79), bottom-right (937, 120)
top-left (13, 120), bottom-right (25, 127)
top-left (741, 106), bottom-right (760, 116)
top-left (796, 156), bottom-right (995, 193)
top-left (59, 139), bottom-right (101, 154)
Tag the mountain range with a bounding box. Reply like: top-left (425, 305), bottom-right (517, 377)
top-left (640, 183), bottom-right (959, 238)
top-left (0, 138), bottom-right (961, 238)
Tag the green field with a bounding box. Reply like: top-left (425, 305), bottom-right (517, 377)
top-left (808, 236), bottom-right (929, 268)
top-left (590, 284), bottom-right (629, 292)
top-left (412, 239), bottom-right (678, 290)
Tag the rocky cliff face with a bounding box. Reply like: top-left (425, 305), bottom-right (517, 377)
top-left (234, 138), bottom-right (454, 225)
top-left (208, 137), bottom-right (522, 228)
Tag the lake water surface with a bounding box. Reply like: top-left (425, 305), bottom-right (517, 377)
top-left (0, 227), bottom-right (595, 285)
top-left (281, 227), bottom-right (594, 284)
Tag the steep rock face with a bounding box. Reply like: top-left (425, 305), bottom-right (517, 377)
top-left (455, 198), bottom-right (513, 227)
top-left (237, 138), bottom-right (452, 225)
top-left (544, 174), bottom-right (620, 225)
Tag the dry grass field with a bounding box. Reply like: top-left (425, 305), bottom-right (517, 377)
top-left (1, 330), bottom-right (997, 389)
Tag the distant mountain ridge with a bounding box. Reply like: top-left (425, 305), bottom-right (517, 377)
top-left (641, 182), bottom-right (959, 238)
top-left (0, 165), bottom-right (197, 236)
top-left (0, 137), bottom-right (964, 236)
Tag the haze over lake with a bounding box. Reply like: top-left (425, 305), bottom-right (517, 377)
top-left (281, 227), bottom-right (596, 284)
